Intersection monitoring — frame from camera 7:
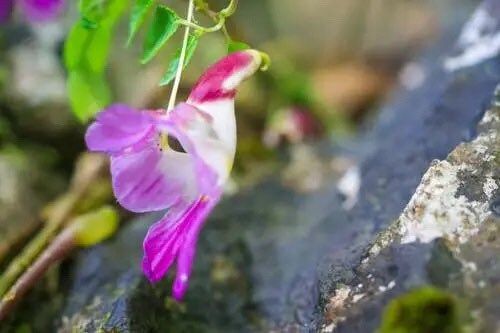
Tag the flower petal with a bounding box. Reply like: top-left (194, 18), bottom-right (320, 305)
top-left (19, 0), bottom-right (65, 22)
top-left (85, 104), bottom-right (155, 154)
top-left (0, 0), bottom-right (14, 24)
top-left (110, 144), bottom-right (197, 213)
top-left (186, 50), bottom-right (263, 163)
top-left (157, 103), bottom-right (229, 189)
top-left (142, 192), bottom-right (221, 294)
top-left (188, 50), bottom-right (262, 104)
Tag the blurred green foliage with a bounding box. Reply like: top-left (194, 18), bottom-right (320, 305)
top-left (65, 0), bottom-right (127, 122)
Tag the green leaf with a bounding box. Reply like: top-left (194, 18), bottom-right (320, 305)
top-left (141, 5), bottom-right (179, 64)
top-left (64, 24), bottom-right (90, 70)
top-left (86, 21), bottom-right (113, 73)
top-left (64, 0), bottom-right (127, 122)
top-left (159, 34), bottom-right (199, 86)
top-left (67, 70), bottom-right (111, 122)
top-left (102, 0), bottom-right (128, 23)
top-left (80, 16), bottom-right (99, 29)
top-left (127, 0), bottom-right (154, 46)
top-left (73, 206), bottom-right (119, 247)
top-left (79, 0), bottom-right (103, 14)
top-left (227, 39), bottom-right (250, 53)
top-left (79, 0), bottom-right (104, 26)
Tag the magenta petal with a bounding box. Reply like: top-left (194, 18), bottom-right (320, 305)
top-left (111, 145), bottom-right (194, 213)
top-left (142, 192), bottom-right (221, 297)
top-left (142, 201), bottom-right (193, 282)
top-left (85, 104), bottom-right (154, 154)
top-left (0, 0), bottom-right (14, 24)
top-left (188, 51), bottom-right (253, 103)
top-left (19, 0), bottom-right (65, 22)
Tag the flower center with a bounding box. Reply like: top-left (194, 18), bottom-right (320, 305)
top-left (158, 133), bottom-right (186, 153)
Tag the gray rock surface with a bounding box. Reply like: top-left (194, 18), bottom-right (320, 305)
top-left (324, 90), bottom-right (499, 333)
top-left (56, 1), bottom-right (500, 332)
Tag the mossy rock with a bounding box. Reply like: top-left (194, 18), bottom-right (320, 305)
top-left (378, 287), bottom-right (462, 333)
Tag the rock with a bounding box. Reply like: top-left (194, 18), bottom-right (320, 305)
top-left (323, 91), bottom-right (499, 333)
top-left (320, 1), bottom-right (500, 330)
top-left (56, 2), bottom-right (499, 332)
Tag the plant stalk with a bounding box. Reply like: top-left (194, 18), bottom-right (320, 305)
top-left (167, 0), bottom-right (195, 111)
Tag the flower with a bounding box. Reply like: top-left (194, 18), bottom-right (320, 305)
top-left (0, 0), bottom-right (65, 24)
top-left (263, 106), bottom-right (322, 148)
top-left (85, 50), bottom-right (263, 300)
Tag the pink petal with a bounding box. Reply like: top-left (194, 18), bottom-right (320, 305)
top-left (110, 145), bottom-right (196, 213)
top-left (0, 0), bottom-right (14, 23)
top-left (188, 50), bottom-right (262, 104)
top-left (19, 0), bottom-right (65, 22)
top-left (85, 104), bottom-right (155, 154)
top-left (142, 191), bottom-right (221, 293)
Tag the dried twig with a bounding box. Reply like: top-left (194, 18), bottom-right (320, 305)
top-left (0, 226), bottom-right (77, 320)
top-left (0, 154), bottom-right (107, 298)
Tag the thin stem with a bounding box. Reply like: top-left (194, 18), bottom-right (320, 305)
top-left (177, 18), bottom-right (225, 33)
top-left (0, 226), bottom-right (76, 320)
top-left (222, 25), bottom-right (231, 41)
top-left (220, 0), bottom-right (238, 18)
top-left (167, 0), bottom-right (195, 111)
top-left (0, 155), bottom-right (106, 298)
top-left (0, 195), bottom-right (77, 297)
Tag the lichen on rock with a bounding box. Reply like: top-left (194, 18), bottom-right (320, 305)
top-left (371, 92), bottom-right (499, 251)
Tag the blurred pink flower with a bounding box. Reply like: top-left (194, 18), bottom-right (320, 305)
top-left (263, 106), bottom-right (322, 148)
top-left (85, 50), bottom-right (262, 300)
top-left (0, 0), bottom-right (65, 24)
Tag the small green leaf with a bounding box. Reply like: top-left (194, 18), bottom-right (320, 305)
top-left (65, 0), bottom-right (127, 122)
top-left (67, 70), bottom-right (111, 122)
top-left (227, 39), bottom-right (250, 53)
top-left (79, 0), bottom-right (104, 25)
top-left (159, 34), bottom-right (199, 86)
top-left (86, 21), bottom-right (113, 73)
top-left (73, 206), bottom-right (119, 247)
top-left (79, 0), bottom-right (103, 14)
top-left (104, 0), bottom-right (128, 23)
top-left (127, 0), bottom-right (154, 46)
top-left (80, 16), bottom-right (99, 29)
top-left (141, 5), bottom-right (179, 64)
top-left (64, 25), bottom-right (90, 70)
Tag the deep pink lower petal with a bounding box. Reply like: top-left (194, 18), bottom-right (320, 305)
top-left (19, 0), bottom-right (65, 22)
top-left (142, 191), bottom-right (222, 298)
top-left (142, 201), bottom-right (193, 282)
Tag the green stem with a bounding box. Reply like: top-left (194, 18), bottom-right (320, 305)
top-left (167, 0), bottom-right (195, 111)
top-left (177, 17), bottom-right (225, 33)
top-left (181, 0), bottom-right (238, 34)
top-left (220, 0), bottom-right (238, 18)
top-left (0, 194), bottom-right (77, 297)
top-left (0, 226), bottom-right (77, 320)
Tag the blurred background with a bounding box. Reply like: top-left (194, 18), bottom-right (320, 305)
top-left (0, 0), bottom-right (482, 331)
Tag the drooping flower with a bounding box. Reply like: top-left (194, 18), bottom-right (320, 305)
top-left (0, 0), bottom-right (65, 24)
top-left (85, 50), bottom-right (263, 300)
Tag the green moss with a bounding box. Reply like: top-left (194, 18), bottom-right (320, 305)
top-left (378, 286), bottom-right (462, 333)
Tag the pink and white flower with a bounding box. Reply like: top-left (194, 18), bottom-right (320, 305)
top-left (85, 50), bottom-right (263, 300)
